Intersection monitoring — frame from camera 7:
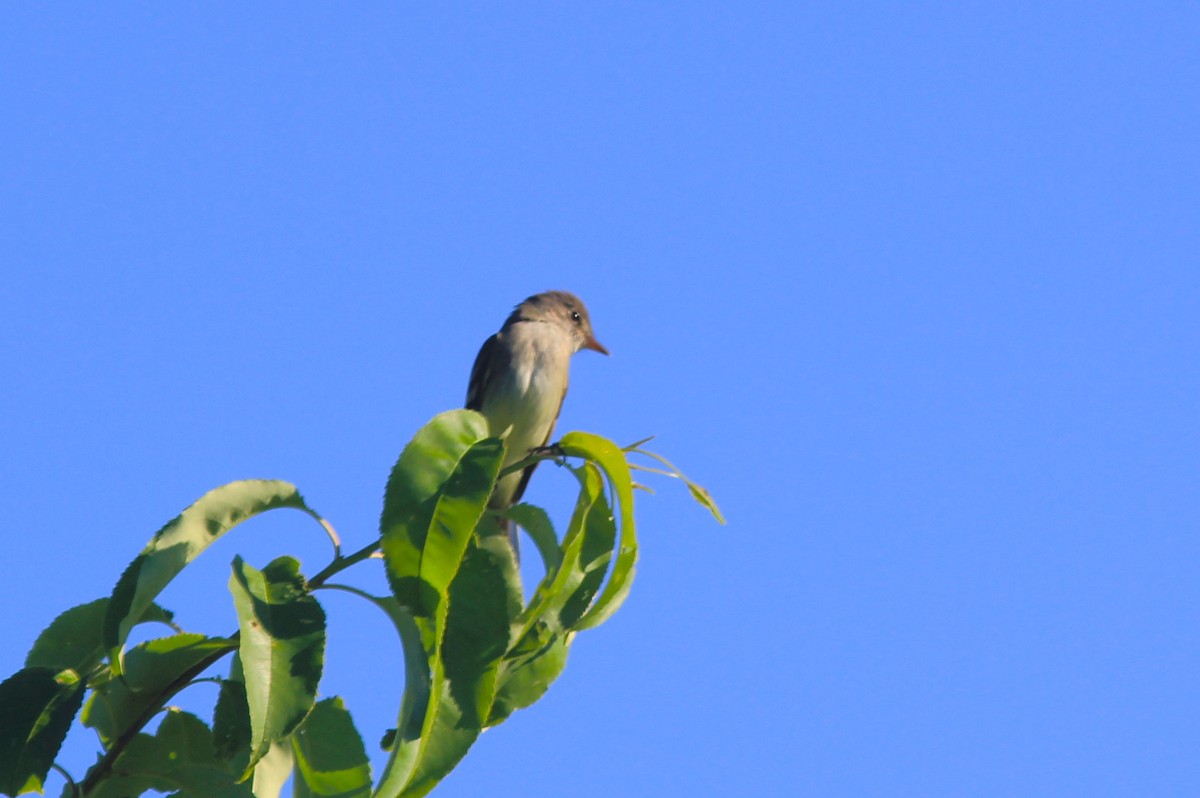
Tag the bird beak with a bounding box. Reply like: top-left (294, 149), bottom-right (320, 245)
top-left (583, 335), bottom-right (610, 356)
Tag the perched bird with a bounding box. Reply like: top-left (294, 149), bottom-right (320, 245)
top-left (466, 291), bottom-right (608, 551)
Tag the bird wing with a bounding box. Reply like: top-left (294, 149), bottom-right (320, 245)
top-left (465, 333), bottom-right (506, 411)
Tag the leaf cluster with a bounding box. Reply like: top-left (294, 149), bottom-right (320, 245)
top-left (0, 410), bottom-right (720, 797)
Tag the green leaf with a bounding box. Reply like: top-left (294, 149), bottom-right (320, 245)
top-left (85, 710), bottom-right (253, 798)
top-left (212, 656), bottom-right (251, 777)
top-left (291, 697), bottom-right (372, 798)
top-left (488, 629), bottom-right (569, 727)
top-left (380, 409), bottom-right (497, 620)
top-left (629, 444), bottom-right (726, 524)
top-left (0, 668), bottom-right (85, 796)
top-left (376, 410), bottom-right (508, 797)
top-left (228, 556), bottom-right (326, 777)
top-left (559, 432), bottom-right (639, 630)
top-left (400, 528), bottom-right (522, 794)
top-left (489, 463), bottom-right (612, 724)
top-left (558, 466), bottom-right (619, 629)
top-left (355, 597), bottom-right (429, 798)
top-left (25, 598), bottom-right (175, 675)
top-left (104, 479), bottom-right (321, 674)
top-left (497, 504), bottom-right (561, 574)
top-left (250, 739), bottom-right (293, 798)
top-left (510, 462), bottom-right (606, 643)
top-left (81, 633), bottom-right (235, 748)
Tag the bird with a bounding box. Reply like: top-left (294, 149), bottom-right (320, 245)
top-left (466, 291), bottom-right (608, 553)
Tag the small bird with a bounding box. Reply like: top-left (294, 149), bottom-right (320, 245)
top-left (466, 291), bottom-right (608, 551)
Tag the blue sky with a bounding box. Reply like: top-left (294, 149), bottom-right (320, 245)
top-left (2, 4), bottom-right (1198, 796)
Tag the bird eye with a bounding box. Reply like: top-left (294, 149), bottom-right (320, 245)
top-left (571, 311), bottom-right (582, 324)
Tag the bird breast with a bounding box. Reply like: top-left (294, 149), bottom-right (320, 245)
top-left (488, 322), bottom-right (572, 462)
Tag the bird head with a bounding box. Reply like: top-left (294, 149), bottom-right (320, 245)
top-left (512, 290), bottom-right (609, 356)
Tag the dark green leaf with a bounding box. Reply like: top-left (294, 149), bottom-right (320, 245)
top-left (85, 710), bottom-right (253, 798)
top-left (0, 668), bottom-right (85, 796)
top-left (558, 467), bottom-right (619, 629)
top-left (211, 655), bottom-right (251, 775)
top-left (488, 629), bottom-right (568, 726)
top-left (81, 634), bottom-right (235, 748)
top-left (104, 480), bottom-right (320, 674)
top-left (497, 504), bottom-right (561, 575)
top-left (292, 697), bottom-right (372, 798)
top-left (228, 556), bottom-right (325, 777)
top-left (124, 634), bottom-right (235, 693)
top-left (399, 528), bottom-right (522, 793)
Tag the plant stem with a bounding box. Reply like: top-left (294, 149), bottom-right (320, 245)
top-left (78, 639), bottom-right (238, 795)
top-left (307, 537), bottom-right (381, 588)
top-left (80, 536), bottom-right (384, 794)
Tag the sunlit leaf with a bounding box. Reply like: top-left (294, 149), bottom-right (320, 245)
top-left (381, 410), bottom-right (498, 621)
top-left (490, 463), bottom-right (610, 724)
top-left (229, 556), bottom-right (325, 777)
top-left (559, 432), bottom-right (639, 630)
top-left (558, 468), bottom-right (618, 630)
top-left (488, 628), bottom-right (568, 726)
top-left (509, 461), bottom-right (610, 649)
top-left (399, 528), bottom-right (521, 794)
top-left (104, 480), bottom-right (323, 673)
top-left (250, 739), bottom-right (293, 798)
top-left (376, 410), bottom-right (507, 797)
top-left (292, 697), bottom-right (371, 798)
top-left (26, 598), bottom-right (174, 675)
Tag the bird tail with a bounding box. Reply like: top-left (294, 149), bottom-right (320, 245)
top-left (494, 512), bottom-right (520, 563)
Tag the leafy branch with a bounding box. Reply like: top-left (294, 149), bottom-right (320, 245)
top-left (0, 410), bottom-right (720, 798)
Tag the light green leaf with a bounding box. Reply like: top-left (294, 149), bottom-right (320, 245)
top-left (250, 739), bottom-right (293, 798)
top-left (291, 697), bottom-right (371, 798)
top-left (104, 480), bottom-right (322, 674)
top-left (25, 598), bottom-right (175, 675)
top-left (558, 466), bottom-right (619, 630)
top-left (380, 409), bottom-right (496, 620)
top-left (559, 432), bottom-right (639, 630)
top-left (228, 556), bottom-right (326, 777)
top-left (0, 668), bottom-right (85, 796)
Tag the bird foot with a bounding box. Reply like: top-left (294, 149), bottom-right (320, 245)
top-left (529, 442), bottom-right (566, 460)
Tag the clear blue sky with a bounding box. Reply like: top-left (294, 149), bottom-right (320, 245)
top-left (2, 4), bottom-right (1197, 796)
